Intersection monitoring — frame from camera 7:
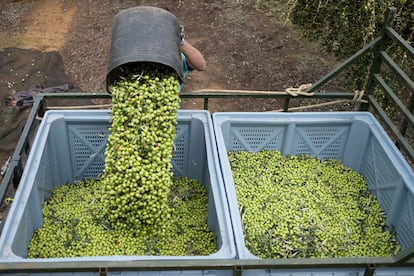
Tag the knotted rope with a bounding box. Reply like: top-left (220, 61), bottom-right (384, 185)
top-left (191, 83), bottom-right (315, 96)
top-left (285, 83), bottom-right (314, 96)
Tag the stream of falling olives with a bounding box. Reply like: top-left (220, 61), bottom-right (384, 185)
top-left (27, 64), bottom-right (216, 257)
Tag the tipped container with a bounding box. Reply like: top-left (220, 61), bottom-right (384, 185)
top-left (106, 6), bottom-right (184, 92)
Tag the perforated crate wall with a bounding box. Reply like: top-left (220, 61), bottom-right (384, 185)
top-left (222, 122), bottom-right (353, 159)
top-left (43, 112), bottom-right (208, 182)
top-left (68, 124), bottom-right (109, 181)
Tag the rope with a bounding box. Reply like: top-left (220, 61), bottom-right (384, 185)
top-left (352, 90), bottom-right (368, 104)
top-left (269, 90), bottom-right (368, 112)
top-left (39, 84), bottom-right (315, 114)
top-left (270, 99), bottom-right (349, 112)
top-left (1, 156), bottom-right (11, 176)
top-left (285, 83), bottom-right (314, 96)
top-left (38, 86), bottom-right (367, 114)
top-left (191, 83), bottom-right (315, 96)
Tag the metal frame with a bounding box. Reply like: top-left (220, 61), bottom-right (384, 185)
top-left (0, 6), bottom-right (413, 275)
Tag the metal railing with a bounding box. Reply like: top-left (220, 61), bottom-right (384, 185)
top-left (182, 7), bottom-right (414, 164)
top-left (0, 6), bottom-right (413, 275)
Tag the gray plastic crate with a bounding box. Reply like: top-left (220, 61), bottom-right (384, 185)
top-left (212, 112), bottom-right (414, 275)
top-left (0, 110), bottom-right (235, 275)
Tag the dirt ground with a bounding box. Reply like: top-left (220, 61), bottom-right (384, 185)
top-left (0, 0), bottom-right (342, 182)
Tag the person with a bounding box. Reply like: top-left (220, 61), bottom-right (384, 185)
top-left (179, 25), bottom-right (206, 87)
top-left (178, 39), bottom-right (206, 90)
top-left (181, 39), bottom-right (206, 74)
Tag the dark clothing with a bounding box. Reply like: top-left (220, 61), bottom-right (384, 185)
top-left (5, 84), bottom-right (74, 107)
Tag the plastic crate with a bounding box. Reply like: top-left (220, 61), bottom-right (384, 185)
top-left (0, 110), bottom-right (235, 275)
top-left (212, 112), bottom-right (414, 275)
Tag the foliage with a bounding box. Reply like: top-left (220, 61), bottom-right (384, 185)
top-left (290, 0), bottom-right (413, 59)
top-left (253, 0), bottom-right (298, 24)
top-left (289, 1), bottom-right (413, 119)
top-left (255, 0), bottom-right (413, 118)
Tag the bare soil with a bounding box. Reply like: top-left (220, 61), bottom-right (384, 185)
top-left (0, 0), bottom-right (341, 181)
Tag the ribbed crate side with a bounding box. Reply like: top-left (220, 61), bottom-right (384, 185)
top-left (361, 136), bottom-right (400, 211)
top-left (36, 144), bottom-right (55, 205)
top-left (374, 267), bottom-right (414, 275)
top-left (1, 273), bottom-right (100, 276)
top-left (242, 267), bottom-right (366, 276)
top-left (358, 132), bottom-right (414, 250)
top-left (391, 190), bottom-right (414, 249)
top-left (48, 117), bottom-right (75, 185)
top-left (2, 119), bottom-right (57, 259)
top-left (107, 271), bottom-right (232, 276)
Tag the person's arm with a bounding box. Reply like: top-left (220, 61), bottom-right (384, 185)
top-left (181, 40), bottom-right (206, 71)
